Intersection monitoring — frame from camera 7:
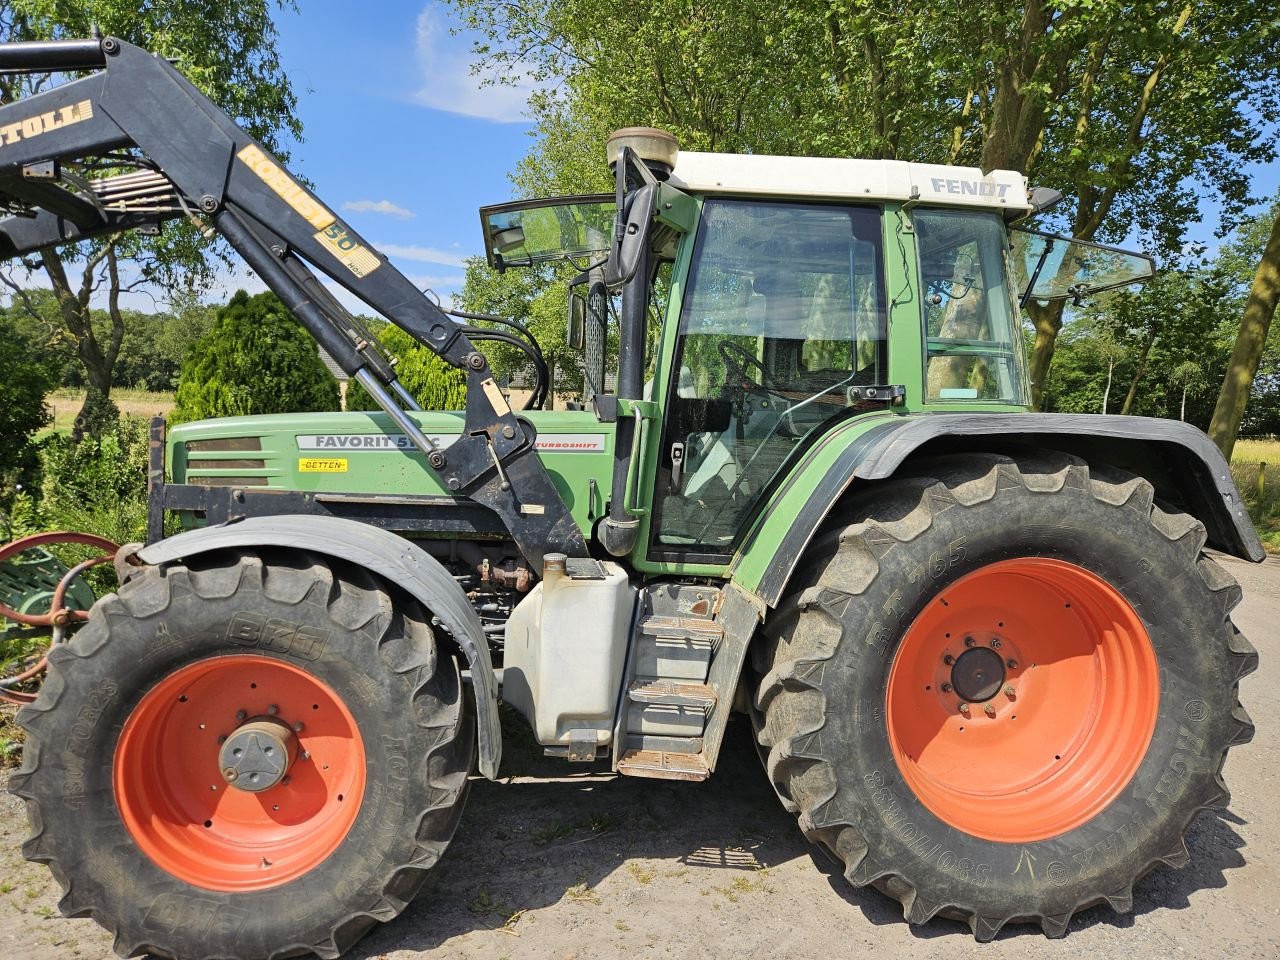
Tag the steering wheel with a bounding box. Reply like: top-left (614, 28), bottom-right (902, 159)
top-left (718, 340), bottom-right (787, 397)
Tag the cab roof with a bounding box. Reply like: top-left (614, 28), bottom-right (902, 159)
top-left (668, 151), bottom-right (1032, 217)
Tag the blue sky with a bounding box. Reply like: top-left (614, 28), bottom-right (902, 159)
top-left (261, 1), bottom-right (540, 304)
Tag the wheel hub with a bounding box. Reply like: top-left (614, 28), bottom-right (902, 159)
top-left (218, 718), bottom-right (297, 792)
top-left (950, 646), bottom-right (1006, 703)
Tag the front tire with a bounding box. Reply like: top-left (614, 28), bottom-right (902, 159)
top-left (10, 549), bottom-right (474, 959)
top-left (754, 451), bottom-right (1256, 939)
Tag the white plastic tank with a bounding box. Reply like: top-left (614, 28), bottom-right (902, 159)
top-left (502, 554), bottom-right (636, 747)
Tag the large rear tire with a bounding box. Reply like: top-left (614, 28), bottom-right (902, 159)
top-left (753, 451), bottom-right (1256, 939)
top-left (9, 549), bottom-right (474, 959)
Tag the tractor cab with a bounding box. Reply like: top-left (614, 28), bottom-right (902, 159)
top-left (479, 130), bottom-right (1155, 562)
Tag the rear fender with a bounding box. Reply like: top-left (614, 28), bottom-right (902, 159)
top-left (730, 413), bottom-right (1263, 609)
top-left (136, 515), bottom-right (502, 778)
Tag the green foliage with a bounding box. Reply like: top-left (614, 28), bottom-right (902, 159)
top-left (171, 290), bottom-right (340, 424)
top-left (36, 416), bottom-right (151, 546)
top-left (0, 314), bottom-right (57, 503)
top-left (347, 324), bottom-right (467, 412)
top-left (451, 0), bottom-right (1280, 410)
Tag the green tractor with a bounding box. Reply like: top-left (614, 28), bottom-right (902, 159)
top-left (0, 38), bottom-right (1261, 959)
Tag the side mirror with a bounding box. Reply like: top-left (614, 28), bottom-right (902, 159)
top-left (567, 291), bottom-right (587, 350)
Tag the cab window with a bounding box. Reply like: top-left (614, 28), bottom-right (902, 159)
top-left (651, 200), bottom-right (887, 553)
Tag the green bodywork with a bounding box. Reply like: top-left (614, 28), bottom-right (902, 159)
top-left (168, 198), bottom-right (1032, 605)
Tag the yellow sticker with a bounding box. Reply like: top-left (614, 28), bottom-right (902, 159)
top-left (299, 458), bottom-right (347, 473)
top-left (480, 377), bottom-right (511, 414)
top-left (0, 99), bottom-right (93, 149)
top-left (314, 224), bottom-right (381, 277)
top-left (237, 144), bottom-right (335, 229)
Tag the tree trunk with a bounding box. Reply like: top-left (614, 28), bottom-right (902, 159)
top-left (1180, 384), bottom-right (1188, 421)
top-left (1209, 209), bottom-right (1280, 459)
top-left (39, 244), bottom-right (124, 442)
top-left (1102, 358), bottom-right (1114, 414)
top-left (1026, 300), bottom-right (1065, 410)
top-left (1120, 329), bottom-right (1158, 415)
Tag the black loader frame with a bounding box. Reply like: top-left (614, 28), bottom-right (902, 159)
top-left (0, 37), bottom-right (583, 574)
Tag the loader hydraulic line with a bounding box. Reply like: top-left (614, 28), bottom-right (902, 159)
top-left (0, 37), bottom-right (585, 572)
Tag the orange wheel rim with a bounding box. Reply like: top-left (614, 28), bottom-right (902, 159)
top-left (115, 655), bottom-right (365, 891)
top-left (886, 558), bottom-right (1158, 843)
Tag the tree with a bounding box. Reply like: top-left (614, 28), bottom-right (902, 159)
top-left (1210, 203), bottom-right (1280, 458)
top-left (452, 1), bottom-right (1280, 406)
top-left (1171, 361), bottom-right (1205, 422)
top-left (0, 1), bottom-right (301, 440)
top-left (170, 290), bottom-right (339, 424)
top-left (346, 324), bottom-right (467, 412)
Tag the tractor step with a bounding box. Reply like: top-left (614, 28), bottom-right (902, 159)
top-left (617, 748), bottom-right (710, 782)
top-left (627, 679), bottom-right (717, 708)
top-left (639, 615), bottom-right (724, 644)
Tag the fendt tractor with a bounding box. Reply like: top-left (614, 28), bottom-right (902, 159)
top-left (0, 38), bottom-right (1262, 959)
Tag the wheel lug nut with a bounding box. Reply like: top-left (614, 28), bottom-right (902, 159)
top-left (223, 767), bottom-right (238, 782)
top-left (292, 721), bottom-right (304, 733)
top-left (984, 704), bottom-right (997, 717)
top-left (1004, 685), bottom-right (1016, 698)
top-left (235, 710), bottom-right (247, 722)
top-left (267, 704), bottom-right (279, 716)
top-left (216, 735), bottom-right (227, 744)
top-left (1006, 659), bottom-right (1018, 670)
top-left (964, 636), bottom-right (976, 647)
top-left (958, 702), bottom-right (970, 715)
top-left (943, 654), bottom-right (955, 666)
top-left (989, 638), bottom-right (1002, 649)
top-left (941, 682), bottom-right (953, 693)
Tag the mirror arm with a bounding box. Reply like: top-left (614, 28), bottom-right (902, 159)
top-left (1019, 238), bottom-right (1054, 309)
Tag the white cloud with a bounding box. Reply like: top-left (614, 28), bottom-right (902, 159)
top-left (377, 242), bottom-right (469, 269)
top-left (342, 199), bottom-right (415, 219)
top-left (411, 6), bottom-right (541, 123)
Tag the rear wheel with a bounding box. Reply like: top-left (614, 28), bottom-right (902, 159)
top-left (10, 549), bottom-right (474, 959)
top-left (754, 451), bottom-right (1256, 939)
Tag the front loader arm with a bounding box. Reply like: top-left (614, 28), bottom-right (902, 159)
top-left (0, 37), bottom-right (585, 571)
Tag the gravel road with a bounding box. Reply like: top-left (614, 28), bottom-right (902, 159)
top-left (2, 552), bottom-right (1277, 960)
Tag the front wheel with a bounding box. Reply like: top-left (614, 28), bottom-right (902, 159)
top-left (10, 549), bottom-right (474, 959)
top-left (754, 451), bottom-right (1256, 939)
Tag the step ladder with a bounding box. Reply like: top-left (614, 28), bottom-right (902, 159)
top-left (616, 589), bottom-right (723, 781)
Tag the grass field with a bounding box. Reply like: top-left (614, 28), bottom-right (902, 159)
top-left (1232, 438), bottom-right (1280, 553)
top-left (43, 388), bottom-right (174, 435)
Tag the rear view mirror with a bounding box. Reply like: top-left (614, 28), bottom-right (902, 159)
top-left (1010, 228), bottom-right (1154, 307)
top-left (567, 291), bottom-right (587, 350)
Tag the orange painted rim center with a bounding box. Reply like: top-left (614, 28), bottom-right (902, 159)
top-left (885, 558), bottom-right (1158, 843)
top-left (115, 655), bottom-right (365, 891)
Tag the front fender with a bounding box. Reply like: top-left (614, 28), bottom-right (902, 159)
top-left (137, 515), bottom-right (502, 779)
top-left (730, 413), bottom-right (1263, 608)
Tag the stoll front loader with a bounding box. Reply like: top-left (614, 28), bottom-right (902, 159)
top-left (0, 37), bottom-right (1262, 960)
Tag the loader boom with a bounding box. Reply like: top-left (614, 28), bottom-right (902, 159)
top-left (0, 37), bottom-right (585, 571)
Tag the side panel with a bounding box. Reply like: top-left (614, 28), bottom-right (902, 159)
top-left (168, 409), bottom-right (615, 539)
top-left (731, 412), bottom-right (1264, 608)
top-left (136, 515), bottom-right (503, 779)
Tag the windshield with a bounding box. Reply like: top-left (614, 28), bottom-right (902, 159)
top-left (1011, 228), bottom-right (1154, 302)
top-left (480, 194), bottom-right (615, 270)
top-left (651, 199), bottom-right (887, 553)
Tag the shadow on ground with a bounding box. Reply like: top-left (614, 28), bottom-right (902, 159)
top-left (349, 709), bottom-right (1248, 956)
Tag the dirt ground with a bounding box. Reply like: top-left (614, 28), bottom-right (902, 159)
top-left (2, 553), bottom-right (1278, 960)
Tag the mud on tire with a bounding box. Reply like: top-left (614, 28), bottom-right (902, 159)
top-left (9, 549), bottom-right (474, 960)
top-left (752, 450), bottom-right (1256, 939)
